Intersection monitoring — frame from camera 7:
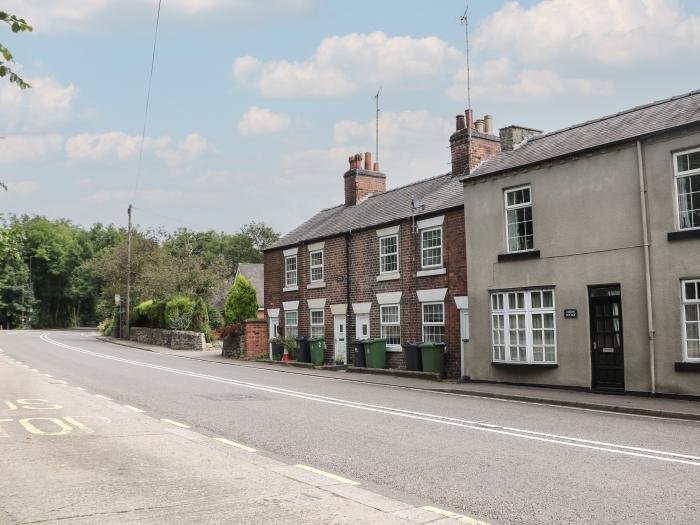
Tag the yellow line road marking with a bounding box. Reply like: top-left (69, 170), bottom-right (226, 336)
top-left (20, 417), bottom-right (72, 436)
top-left (422, 506), bottom-right (490, 525)
top-left (124, 405), bottom-right (145, 413)
top-left (63, 416), bottom-right (94, 434)
top-left (295, 464), bottom-right (360, 486)
top-left (95, 394), bottom-right (112, 401)
top-left (214, 437), bottom-right (258, 452)
top-left (3, 401), bottom-right (17, 410)
top-left (53, 380), bottom-right (68, 385)
top-left (161, 418), bottom-right (191, 429)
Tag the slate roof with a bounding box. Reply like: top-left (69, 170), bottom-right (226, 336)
top-left (236, 263), bottom-right (265, 305)
top-left (466, 90), bottom-right (700, 180)
top-left (267, 173), bottom-right (463, 250)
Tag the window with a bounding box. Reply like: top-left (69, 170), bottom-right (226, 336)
top-left (310, 250), bottom-right (324, 282)
top-left (421, 227), bottom-right (443, 268)
top-left (682, 279), bottom-right (700, 361)
top-left (380, 305), bottom-right (401, 346)
top-left (505, 186), bottom-right (533, 252)
top-left (285, 255), bottom-right (297, 287)
top-left (675, 149), bottom-right (700, 230)
top-left (491, 289), bottom-right (556, 364)
top-left (310, 309), bottom-right (324, 338)
top-left (380, 235), bottom-right (399, 274)
top-left (285, 310), bottom-right (298, 340)
top-left (422, 302), bottom-right (445, 343)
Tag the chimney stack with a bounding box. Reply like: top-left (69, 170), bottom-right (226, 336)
top-left (456, 114), bottom-right (466, 131)
top-left (344, 151), bottom-right (386, 206)
top-left (484, 115), bottom-right (493, 134)
top-left (475, 119), bottom-right (485, 133)
top-left (499, 125), bottom-right (542, 151)
top-left (450, 108), bottom-right (502, 178)
top-left (364, 151), bottom-right (372, 170)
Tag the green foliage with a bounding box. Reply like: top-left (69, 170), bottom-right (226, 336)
top-left (191, 298), bottom-right (211, 341)
top-left (240, 221), bottom-right (280, 252)
top-left (207, 304), bottom-right (224, 330)
top-left (100, 318), bottom-right (112, 336)
top-left (224, 274), bottom-right (259, 325)
top-left (0, 12), bottom-right (32, 90)
top-left (0, 219), bottom-right (33, 328)
top-left (164, 296), bottom-right (194, 331)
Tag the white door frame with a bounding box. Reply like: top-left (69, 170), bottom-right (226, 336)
top-left (268, 316), bottom-right (279, 359)
top-left (333, 315), bottom-right (347, 364)
top-left (355, 313), bottom-right (370, 341)
top-left (454, 296), bottom-right (469, 378)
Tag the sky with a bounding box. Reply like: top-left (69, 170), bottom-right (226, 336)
top-left (1, 0), bottom-right (700, 235)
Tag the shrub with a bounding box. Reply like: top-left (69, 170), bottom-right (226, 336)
top-left (224, 274), bottom-right (258, 325)
top-left (191, 298), bottom-right (212, 342)
top-left (207, 304), bottom-right (224, 330)
top-left (134, 300), bottom-right (154, 327)
top-left (99, 318), bottom-right (112, 336)
top-left (164, 296), bottom-right (194, 330)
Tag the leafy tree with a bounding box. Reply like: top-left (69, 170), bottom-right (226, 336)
top-left (0, 219), bottom-right (33, 328)
top-left (191, 297), bottom-right (211, 341)
top-left (224, 274), bottom-right (258, 325)
top-left (240, 221), bottom-right (280, 252)
top-left (0, 12), bottom-right (32, 89)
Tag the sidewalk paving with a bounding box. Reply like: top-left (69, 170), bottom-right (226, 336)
top-left (98, 336), bottom-right (700, 422)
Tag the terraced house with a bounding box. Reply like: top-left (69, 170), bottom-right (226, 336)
top-left (462, 91), bottom-right (700, 397)
top-left (263, 110), bottom-right (501, 377)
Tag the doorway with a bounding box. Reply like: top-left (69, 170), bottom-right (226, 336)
top-left (589, 285), bottom-right (625, 391)
top-left (333, 315), bottom-right (347, 364)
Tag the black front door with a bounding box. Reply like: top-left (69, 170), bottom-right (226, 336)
top-left (589, 285), bottom-right (625, 391)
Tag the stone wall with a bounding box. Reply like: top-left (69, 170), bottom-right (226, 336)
top-left (130, 327), bottom-right (205, 351)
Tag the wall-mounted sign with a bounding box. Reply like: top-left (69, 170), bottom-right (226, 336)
top-left (564, 308), bottom-right (578, 319)
top-left (114, 294), bottom-right (121, 305)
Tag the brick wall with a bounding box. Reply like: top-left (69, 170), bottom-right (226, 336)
top-left (450, 128), bottom-right (501, 178)
top-left (241, 319), bottom-right (268, 359)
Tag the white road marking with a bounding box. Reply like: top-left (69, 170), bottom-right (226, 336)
top-left (214, 437), bottom-right (258, 452)
top-left (39, 332), bottom-right (700, 467)
top-left (53, 380), bottom-right (68, 385)
top-left (95, 394), bottom-right (112, 401)
top-left (44, 374), bottom-right (53, 378)
top-left (161, 418), bottom-right (190, 429)
top-left (422, 506), bottom-right (490, 525)
top-left (295, 464), bottom-right (359, 485)
top-left (124, 405), bottom-right (145, 413)
top-left (75, 387), bottom-right (85, 391)
top-left (30, 369), bottom-right (38, 372)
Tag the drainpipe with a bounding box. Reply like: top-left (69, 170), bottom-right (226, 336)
top-left (636, 141), bottom-right (656, 396)
top-left (345, 231), bottom-right (352, 337)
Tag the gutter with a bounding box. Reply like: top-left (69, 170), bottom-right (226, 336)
top-left (636, 140), bottom-right (656, 396)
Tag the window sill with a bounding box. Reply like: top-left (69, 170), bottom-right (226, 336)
top-left (307, 282), bottom-right (326, 289)
top-left (668, 229), bottom-right (700, 241)
top-left (376, 273), bottom-right (400, 282)
top-left (386, 345), bottom-right (402, 353)
top-left (675, 361), bottom-right (700, 372)
top-left (282, 286), bottom-right (298, 292)
top-left (491, 361), bottom-right (558, 368)
top-left (497, 250), bottom-right (541, 262)
top-left (417, 267), bottom-right (446, 277)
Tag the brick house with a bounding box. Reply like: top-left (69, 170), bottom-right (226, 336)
top-left (264, 109), bottom-right (501, 376)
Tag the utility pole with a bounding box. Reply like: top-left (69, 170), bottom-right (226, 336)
top-left (125, 204), bottom-right (133, 339)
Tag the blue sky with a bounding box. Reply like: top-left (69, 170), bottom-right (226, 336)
top-left (2, 0), bottom-right (700, 234)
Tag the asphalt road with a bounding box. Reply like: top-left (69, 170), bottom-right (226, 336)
top-left (2, 330), bottom-right (699, 524)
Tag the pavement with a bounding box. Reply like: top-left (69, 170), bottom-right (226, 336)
top-left (2, 330), bottom-right (699, 525)
top-left (100, 335), bottom-right (700, 421)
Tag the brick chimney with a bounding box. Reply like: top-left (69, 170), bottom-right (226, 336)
top-left (499, 125), bottom-right (542, 151)
top-left (450, 108), bottom-right (502, 177)
top-left (344, 152), bottom-right (386, 206)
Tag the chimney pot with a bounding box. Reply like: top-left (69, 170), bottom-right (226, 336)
top-left (475, 119), bottom-right (485, 133)
top-left (373, 162), bottom-right (379, 172)
top-left (484, 115), bottom-right (493, 134)
top-left (364, 151), bottom-right (372, 170)
top-left (465, 109), bottom-right (474, 129)
top-left (456, 114), bottom-right (466, 131)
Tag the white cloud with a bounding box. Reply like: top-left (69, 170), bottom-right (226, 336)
top-left (8, 180), bottom-right (39, 195)
top-left (475, 0), bottom-right (700, 65)
top-left (233, 32), bottom-right (462, 97)
top-left (0, 134), bottom-right (65, 163)
top-left (82, 188), bottom-right (185, 204)
top-left (0, 74), bottom-right (76, 130)
top-left (154, 133), bottom-right (212, 165)
top-left (238, 107), bottom-right (291, 136)
top-left (334, 110), bottom-right (452, 148)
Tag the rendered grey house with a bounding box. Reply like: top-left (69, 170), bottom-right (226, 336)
top-left (462, 91), bottom-right (700, 397)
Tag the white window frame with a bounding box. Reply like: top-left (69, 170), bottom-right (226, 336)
top-left (490, 288), bottom-right (557, 364)
top-left (422, 302), bottom-right (445, 343)
top-left (310, 308), bottom-right (324, 339)
top-left (504, 185), bottom-right (533, 253)
top-left (380, 304), bottom-right (401, 349)
top-left (379, 234), bottom-right (399, 274)
top-left (284, 255), bottom-right (297, 287)
top-left (421, 227), bottom-right (443, 269)
top-left (681, 279), bottom-right (700, 362)
top-left (309, 249), bottom-right (324, 283)
top-left (673, 147), bottom-right (700, 231)
top-left (285, 310), bottom-right (298, 341)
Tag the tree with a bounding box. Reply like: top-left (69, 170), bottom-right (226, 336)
top-left (240, 221), bottom-right (280, 252)
top-left (0, 12), bottom-right (32, 89)
top-left (224, 274), bottom-right (258, 325)
top-left (0, 219), bottom-right (33, 328)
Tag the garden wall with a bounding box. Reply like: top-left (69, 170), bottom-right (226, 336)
top-left (130, 327), bottom-right (206, 351)
top-left (221, 319), bottom-right (268, 359)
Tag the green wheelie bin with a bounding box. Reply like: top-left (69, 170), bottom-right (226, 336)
top-left (309, 336), bottom-right (325, 365)
top-left (419, 342), bottom-right (446, 375)
top-left (364, 338), bottom-right (387, 369)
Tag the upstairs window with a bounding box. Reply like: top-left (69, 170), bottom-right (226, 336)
top-left (309, 250), bottom-right (324, 282)
top-left (380, 235), bottom-right (399, 274)
top-left (380, 304), bottom-right (401, 347)
top-left (310, 309), bottom-right (324, 338)
top-left (675, 149), bottom-right (700, 230)
top-left (421, 227), bottom-right (443, 268)
top-left (422, 302), bottom-right (445, 343)
top-left (284, 255), bottom-right (297, 287)
top-left (682, 279), bottom-right (700, 361)
top-left (505, 186), bottom-right (533, 252)
top-left (285, 310), bottom-right (298, 340)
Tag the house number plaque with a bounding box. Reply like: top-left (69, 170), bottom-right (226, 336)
top-left (564, 309), bottom-right (578, 319)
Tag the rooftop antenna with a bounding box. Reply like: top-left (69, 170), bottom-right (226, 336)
top-left (460, 1), bottom-right (473, 175)
top-left (374, 87), bottom-right (382, 169)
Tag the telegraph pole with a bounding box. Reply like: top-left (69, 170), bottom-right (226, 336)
top-left (125, 204), bottom-right (132, 339)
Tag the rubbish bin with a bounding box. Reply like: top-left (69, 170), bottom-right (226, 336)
top-left (352, 340), bottom-right (367, 367)
top-left (364, 338), bottom-right (387, 369)
top-left (420, 342), bottom-right (446, 375)
top-left (270, 340), bottom-right (284, 361)
top-left (309, 337), bottom-right (325, 365)
top-left (295, 337), bottom-right (311, 363)
top-left (402, 342), bottom-right (422, 371)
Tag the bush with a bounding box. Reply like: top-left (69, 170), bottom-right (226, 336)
top-left (191, 298), bottom-right (212, 342)
top-left (207, 304), bottom-right (224, 330)
top-left (99, 318), bottom-right (112, 336)
top-left (134, 300), bottom-right (154, 327)
top-left (224, 274), bottom-right (258, 325)
top-left (164, 296), bottom-right (194, 330)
